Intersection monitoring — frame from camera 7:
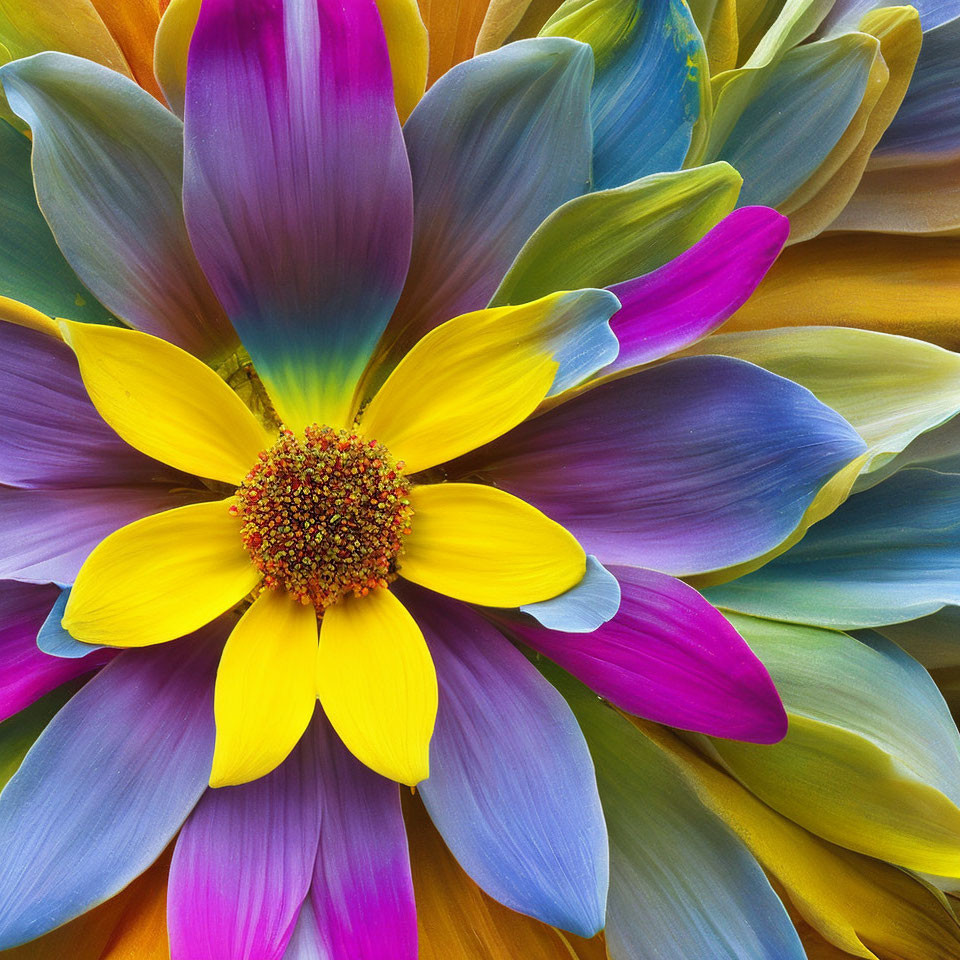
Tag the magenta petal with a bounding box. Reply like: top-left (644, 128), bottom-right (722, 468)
top-left (310, 717), bottom-right (416, 960)
top-left (0, 322), bottom-right (169, 489)
top-left (511, 566), bottom-right (788, 743)
top-left (168, 720), bottom-right (323, 960)
top-left (0, 580), bottom-right (113, 722)
top-left (0, 486), bottom-right (190, 583)
top-left (604, 207), bottom-right (789, 373)
top-left (183, 0), bottom-right (413, 425)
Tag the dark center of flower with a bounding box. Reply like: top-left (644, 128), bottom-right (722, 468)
top-left (230, 425), bottom-right (413, 610)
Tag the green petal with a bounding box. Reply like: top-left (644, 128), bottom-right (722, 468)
top-left (490, 161), bottom-right (742, 307)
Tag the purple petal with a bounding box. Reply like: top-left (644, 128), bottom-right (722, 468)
top-left (310, 716), bottom-right (417, 960)
top-left (0, 486), bottom-right (191, 583)
top-left (604, 207), bottom-right (789, 373)
top-left (451, 355), bottom-right (866, 575)
top-left (373, 37), bottom-right (592, 378)
top-left (0, 628), bottom-right (220, 948)
top-left (168, 717), bottom-right (323, 960)
top-left (511, 566), bottom-right (787, 743)
top-left (0, 322), bottom-right (171, 489)
top-left (183, 0), bottom-right (413, 427)
top-left (0, 580), bottom-right (112, 722)
top-left (399, 585), bottom-right (608, 938)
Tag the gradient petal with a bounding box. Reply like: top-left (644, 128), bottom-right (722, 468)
top-left (0, 581), bottom-right (110, 722)
top-left (0, 319), bottom-right (173, 489)
top-left (0, 119), bottom-right (109, 324)
top-left (451, 356), bottom-right (866, 575)
top-left (63, 500), bottom-right (261, 647)
top-left (184, 0), bottom-right (413, 430)
top-left (512, 565), bottom-right (787, 742)
top-left (419, 0), bottom-right (493, 84)
top-left (61, 321), bottom-right (273, 486)
top-left (712, 615), bottom-right (960, 876)
top-left (36, 587), bottom-right (103, 658)
top-left (401, 483), bottom-right (585, 606)
top-left (316, 589), bottom-right (436, 786)
top-left (309, 717), bottom-right (417, 960)
top-left (0, 485), bottom-right (188, 584)
top-left (361, 290), bottom-right (618, 472)
top-left (407, 588), bottom-right (608, 937)
top-left (0, 53), bottom-right (235, 361)
top-left (604, 206), bottom-right (789, 373)
top-left (371, 37), bottom-right (592, 377)
top-left (169, 725), bottom-right (322, 960)
top-left (211, 588), bottom-right (319, 787)
top-left (0, 630), bottom-right (220, 949)
top-left (552, 666), bottom-right (806, 960)
top-left (491, 162), bottom-right (742, 307)
top-left (541, 0), bottom-right (710, 186)
top-left (519, 555), bottom-right (621, 632)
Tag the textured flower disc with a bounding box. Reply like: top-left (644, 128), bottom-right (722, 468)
top-left (231, 425), bottom-right (413, 609)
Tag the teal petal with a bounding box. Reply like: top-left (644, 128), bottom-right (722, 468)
top-left (36, 587), bottom-right (102, 659)
top-left (541, 0), bottom-right (709, 187)
top-left (711, 615), bottom-right (960, 875)
top-left (0, 119), bottom-right (109, 324)
top-left (520, 555), bottom-right (621, 632)
top-left (546, 663), bottom-right (806, 960)
top-left (0, 52), bottom-right (236, 361)
top-left (706, 468), bottom-right (960, 628)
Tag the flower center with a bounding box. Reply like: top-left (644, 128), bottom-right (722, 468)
top-left (231, 425), bottom-right (412, 609)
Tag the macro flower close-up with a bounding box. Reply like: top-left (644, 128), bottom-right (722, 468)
top-left (0, 0), bottom-right (958, 958)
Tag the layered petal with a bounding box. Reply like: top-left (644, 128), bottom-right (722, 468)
top-left (37, 587), bottom-right (103, 658)
top-left (0, 631), bottom-right (219, 948)
top-left (169, 725), bottom-right (322, 960)
top-left (491, 162), bottom-right (742, 306)
top-left (684, 326), bottom-right (960, 472)
top-left (604, 206), bottom-right (789, 373)
top-left (0, 120), bottom-right (109, 324)
top-left (310, 717), bottom-right (417, 960)
top-left (372, 37), bottom-right (592, 376)
top-left (551, 666), bottom-right (806, 960)
top-left (87, 0), bottom-right (164, 99)
top-left (361, 290), bottom-right (618, 472)
top-left (183, 0), bottom-right (413, 430)
top-left (519, 554), bottom-right (621, 632)
top-left (0, 581), bottom-right (110, 722)
top-left (418, 0), bottom-right (492, 84)
top-left (0, 53), bottom-right (235, 360)
top-left (316, 589), bottom-right (436, 786)
top-left (711, 616), bottom-right (960, 876)
top-left (706, 468), bottom-right (960, 628)
top-left (451, 356), bottom-right (865, 575)
top-left (153, 0), bottom-right (200, 118)
top-left (0, 319), bottom-right (172, 489)
top-left (63, 500), bottom-right (261, 647)
top-left (407, 588), bottom-right (608, 937)
top-left (511, 565), bottom-right (787, 741)
top-left (541, 0), bottom-right (710, 186)
top-left (0, 485), bottom-right (188, 584)
top-left (400, 483), bottom-right (585, 606)
top-left (375, 0), bottom-right (428, 122)
top-left (61, 321), bottom-right (274, 485)
top-left (210, 588), bottom-right (318, 788)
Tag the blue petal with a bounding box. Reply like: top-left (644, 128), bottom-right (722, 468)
top-left (401, 586), bottom-right (609, 937)
top-left (0, 629), bottom-right (220, 948)
top-left (706, 468), bottom-right (960, 628)
top-left (36, 587), bottom-right (102, 659)
top-left (520, 555), bottom-right (621, 632)
top-left (541, 0), bottom-right (709, 187)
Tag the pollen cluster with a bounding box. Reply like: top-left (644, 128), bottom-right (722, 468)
top-left (231, 425), bottom-right (413, 609)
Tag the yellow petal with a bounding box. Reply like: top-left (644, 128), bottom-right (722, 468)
top-left (361, 296), bottom-right (584, 474)
top-left (376, 0), bottom-right (428, 123)
top-left (152, 0), bottom-right (200, 118)
top-left (722, 233), bottom-right (960, 349)
top-left (210, 588), bottom-right (319, 787)
top-left (400, 482), bottom-right (585, 606)
top-left (0, 296), bottom-right (60, 339)
top-left (60, 320), bottom-right (273, 485)
top-left (317, 588), bottom-right (436, 786)
top-left (63, 499), bottom-right (261, 647)
top-left (638, 721), bottom-right (960, 960)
